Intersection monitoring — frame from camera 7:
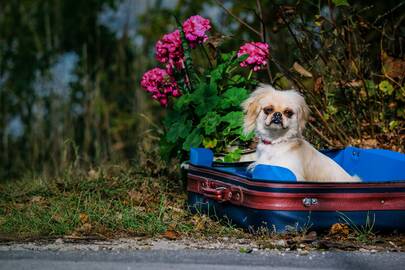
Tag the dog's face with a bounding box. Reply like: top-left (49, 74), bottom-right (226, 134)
top-left (242, 85), bottom-right (309, 139)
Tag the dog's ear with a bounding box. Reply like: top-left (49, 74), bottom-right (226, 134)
top-left (297, 95), bottom-right (309, 133)
top-left (241, 94), bottom-right (262, 134)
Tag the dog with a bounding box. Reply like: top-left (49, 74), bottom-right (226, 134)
top-left (241, 84), bottom-right (360, 182)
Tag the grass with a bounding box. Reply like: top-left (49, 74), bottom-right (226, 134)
top-left (0, 164), bottom-right (404, 253)
top-left (0, 164), bottom-right (244, 240)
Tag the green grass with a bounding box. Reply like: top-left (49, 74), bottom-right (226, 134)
top-left (1, 165), bottom-right (404, 253)
top-left (0, 165), bottom-right (244, 240)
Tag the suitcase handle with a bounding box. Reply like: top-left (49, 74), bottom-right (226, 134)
top-left (201, 185), bottom-right (232, 202)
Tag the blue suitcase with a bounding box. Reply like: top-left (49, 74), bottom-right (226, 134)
top-left (186, 147), bottom-right (405, 232)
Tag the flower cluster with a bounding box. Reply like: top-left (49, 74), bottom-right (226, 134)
top-left (155, 30), bottom-right (184, 71)
top-left (142, 15), bottom-right (270, 107)
top-left (141, 68), bottom-right (180, 107)
top-left (182, 15), bottom-right (211, 48)
top-left (144, 15), bottom-right (212, 106)
top-left (237, 42), bottom-right (269, 71)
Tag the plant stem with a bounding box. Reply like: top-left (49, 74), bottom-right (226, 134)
top-left (255, 0), bottom-right (274, 84)
top-left (247, 69), bottom-right (253, 81)
top-left (213, 0), bottom-right (261, 37)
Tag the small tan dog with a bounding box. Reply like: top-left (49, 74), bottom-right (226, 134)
top-left (242, 84), bottom-right (360, 182)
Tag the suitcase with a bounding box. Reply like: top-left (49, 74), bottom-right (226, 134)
top-left (186, 147), bottom-right (405, 232)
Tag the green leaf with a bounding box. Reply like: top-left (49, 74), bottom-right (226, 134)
top-left (222, 111), bottom-right (244, 129)
top-left (220, 87), bottom-right (248, 109)
top-left (198, 112), bottom-right (221, 135)
top-left (220, 52), bottom-right (233, 62)
top-left (240, 130), bottom-right (255, 141)
top-left (224, 148), bottom-right (242, 162)
top-left (195, 96), bottom-right (221, 116)
top-left (163, 111), bottom-right (183, 126)
top-left (389, 120), bottom-right (399, 130)
top-left (182, 129), bottom-right (203, 151)
top-left (203, 137), bottom-right (218, 148)
top-left (166, 120), bottom-right (192, 142)
top-left (327, 105), bottom-right (338, 115)
top-left (332, 0), bottom-right (349, 7)
top-left (236, 54), bottom-right (249, 63)
top-left (174, 94), bottom-right (192, 111)
top-left (378, 80), bottom-right (394, 95)
top-left (364, 80), bottom-right (376, 96)
top-left (230, 75), bottom-right (245, 84)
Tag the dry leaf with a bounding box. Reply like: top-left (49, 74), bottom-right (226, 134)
top-left (51, 213), bottom-right (63, 223)
top-left (88, 169), bottom-right (99, 179)
top-left (163, 229), bottom-right (180, 240)
top-left (30, 196), bottom-right (45, 203)
top-left (79, 213), bottom-right (89, 224)
top-left (314, 77), bottom-right (323, 93)
top-left (330, 223), bottom-right (350, 238)
top-left (362, 138), bottom-right (378, 148)
top-left (381, 51), bottom-right (405, 78)
top-left (192, 215), bottom-right (210, 231)
top-left (293, 62), bottom-right (313, 77)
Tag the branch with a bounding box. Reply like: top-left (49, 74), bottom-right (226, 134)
top-left (307, 122), bottom-right (335, 146)
top-left (255, 0), bottom-right (274, 83)
top-left (213, 0), bottom-right (261, 37)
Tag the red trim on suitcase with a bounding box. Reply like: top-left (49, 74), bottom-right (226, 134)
top-left (189, 164), bottom-right (405, 189)
top-left (187, 173), bottom-right (405, 211)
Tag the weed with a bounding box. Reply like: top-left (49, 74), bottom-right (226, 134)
top-left (338, 211), bottom-right (376, 243)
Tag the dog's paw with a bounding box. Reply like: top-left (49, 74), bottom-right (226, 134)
top-left (247, 162), bottom-right (257, 173)
top-left (351, 175), bottom-right (362, 182)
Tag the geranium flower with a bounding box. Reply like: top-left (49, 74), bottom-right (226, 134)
top-left (183, 15), bottom-right (211, 48)
top-left (140, 68), bottom-right (180, 107)
top-left (237, 42), bottom-right (270, 71)
top-left (155, 30), bottom-right (184, 70)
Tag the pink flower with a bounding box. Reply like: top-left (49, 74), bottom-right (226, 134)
top-left (140, 68), bottom-right (181, 107)
top-left (237, 42), bottom-right (269, 71)
top-left (183, 15), bottom-right (211, 48)
top-left (155, 30), bottom-right (184, 70)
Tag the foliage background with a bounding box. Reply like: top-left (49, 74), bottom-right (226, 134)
top-left (0, 0), bottom-right (404, 180)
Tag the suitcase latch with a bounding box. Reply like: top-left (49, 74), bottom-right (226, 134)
top-left (200, 179), bottom-right (243, 203)
top-left (302, 197), bottom-right (318, 207)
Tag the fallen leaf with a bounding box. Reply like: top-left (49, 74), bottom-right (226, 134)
top-left (30, 196), bottom-right (45, 204)
top-left (51, 213), bottom-right (63, 223)
top-left (329, 223), bottom-right (350, 238)
top-left (79, 213), bottom-right (89, 224)
top-left (293, 62), bottom-right (313, 77)
top-left (381, 51), bottom-right (405, 78)
top-left (192, 215), bottom-right (209, 231)
top-left (163, 229), bottom-right (180, 240)
top-left (362, 138), bottom-right (378, 148)
top-left (88, 169), bottom-right (99, 179)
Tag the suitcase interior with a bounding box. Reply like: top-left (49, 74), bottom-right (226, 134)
top-left (187, 147), bottom-right (405, 232)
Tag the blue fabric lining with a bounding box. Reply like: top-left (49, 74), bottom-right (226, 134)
top-left (189, 147), bottom-right (405, 182)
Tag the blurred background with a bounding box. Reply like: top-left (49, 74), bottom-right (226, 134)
top-left (1, 0), bottom-right (404, 180)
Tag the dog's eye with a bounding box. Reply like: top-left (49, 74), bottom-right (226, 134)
top-left (284, 110), bottom-right (294, 118)
top-left (263, 107), bottom-right (273, 115)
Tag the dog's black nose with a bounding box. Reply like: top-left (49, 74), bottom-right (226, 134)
top-left (271, 112), bottom-right (282, 124)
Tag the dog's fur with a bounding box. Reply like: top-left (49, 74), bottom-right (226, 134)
top-left (242, 84), bottom-right (360, 182)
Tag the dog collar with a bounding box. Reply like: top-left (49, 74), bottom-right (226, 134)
top-left (258, 137), bottom-right (300, 145)
top-left (259, 138), bottom-right (272, 145)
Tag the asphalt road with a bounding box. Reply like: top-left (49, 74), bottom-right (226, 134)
top-left (1, 249), bottom-right (405, 270)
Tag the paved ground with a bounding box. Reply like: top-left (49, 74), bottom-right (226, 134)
top-left (1, 249), bottom-right (405, 270)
